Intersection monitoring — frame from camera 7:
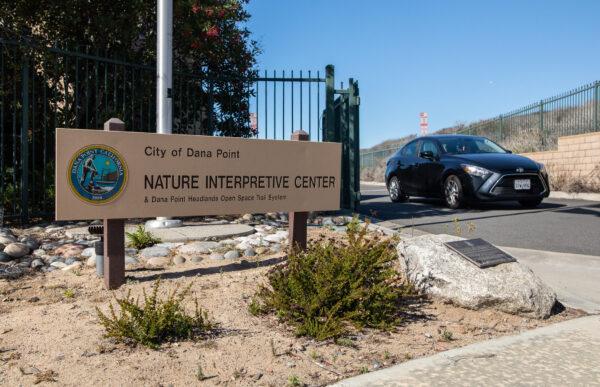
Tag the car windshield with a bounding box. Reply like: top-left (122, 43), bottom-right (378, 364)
top-left (437, 137), bottom-right (507, 155)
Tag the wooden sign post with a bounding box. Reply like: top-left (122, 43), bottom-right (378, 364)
top-left (103, 119), bottom-right (126, 289)
top-left (289, 130), bottom-right (309, 251)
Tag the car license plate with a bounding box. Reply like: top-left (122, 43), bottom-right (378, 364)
top-left (514, 179), bottom-right (531, 190)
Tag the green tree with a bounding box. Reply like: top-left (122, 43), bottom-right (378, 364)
top-left (0, 0), bottom-right (260, 137)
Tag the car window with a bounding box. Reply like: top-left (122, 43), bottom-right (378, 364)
top-left (421, 140), bottom-right (438, 157)
top-left (438, 137), bottom-right (507, 154)
top-left (402, 141), bottom-right (418, 157)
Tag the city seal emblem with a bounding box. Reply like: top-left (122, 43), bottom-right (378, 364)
top-left (68, 145), bottom-right (127, 204)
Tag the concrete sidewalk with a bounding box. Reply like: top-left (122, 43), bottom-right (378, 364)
top-left (334, 315), bottom-right (600, 386)
top-left (500, 246), bottom-right (600, 314)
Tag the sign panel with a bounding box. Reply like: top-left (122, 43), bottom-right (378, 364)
top-left (56, 129), bottom-right (341, 220)
top-left (444, 238), bottom-right (517, 268)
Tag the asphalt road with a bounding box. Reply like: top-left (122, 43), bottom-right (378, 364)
top-left (358, 183), bottom-right (600, 256)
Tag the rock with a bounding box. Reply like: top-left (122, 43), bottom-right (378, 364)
top-left (242, 213), bottom-right (254, 221)
top-left (45, 226), bottom-right (64, 234)
top-left (139, 246), bottom-right (171, 259)
top-left (178, 241), bottom-right (219, 255)
top-left (46, 255), bottom-right (62, 264)
top-left (4, 242), bottom-right (30, 258)
top-left (224, 250), bottom-right (239, 260)
top-left (62, 262), bottom-right (82, 271)
top-left (55, 243), bottom-right (86, 258)
top-left (210, 252), bottom-right (225, 260)
top-left (81, 247), bottom-right (95, 257)
top-left (270, 244), bottom-right (282, 253)
top-left (155, 242), bottom-right (184, 249)
top-left (125, 256), bottom-right (139, 266)
top-left (235, 241), bottom-right (252, 250)
top-left (322, 217), bottom-right (335, 227)
top-left (32, 249), bottom-right (46, 257)
top-left (125, 247), bottom-right (138, 256)
top-left (0, 234), bottom-right (17, 244)
top-left (50, 261), bottom-right (67, 269)
top-left (243, 248), bottom-right (256, 257)
top-left (19, 237), bottom-right (39, 250)
top-left (397, 234), bottom-right (557, 319)
top-left (264, 234), bottom-right (284, 243)
top-left (219, 239), bottom-right (235, 246)
top-left (147, 257), bottom-right (170, 266)
top-left (40, 242), bottom-right (58, 251)
top-left (333, 216), bottom-right (352, 226)
top-left (190, 256), bottom-right (203, 263)
top-left (64, 257), bottom-right (78, 265)
top-left (0, 252), bottom-right (13, 262)
top-left (173, 255), bottom-right (186, 265)
top-left (0, 266), bottom-right (24, 279)
top-left (86, 256), bottom-right (96, 267)
top-left (255, 247), bottom-right (269, 255)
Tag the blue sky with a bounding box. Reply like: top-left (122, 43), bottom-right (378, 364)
top-left (246, 0), bottom-right (600, 148)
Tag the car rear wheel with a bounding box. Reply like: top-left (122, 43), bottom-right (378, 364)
top-left (444, 175), bottom-right (464, 209)
top-left (388, 176), bottom-right (408, 203)
top-left (519, 198), bottom-right (543, 208)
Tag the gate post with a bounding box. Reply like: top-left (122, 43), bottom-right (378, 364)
top-left (289, 130), bottom-right (309, 251)
top-left (347, 79), bottom-right (360, 211)
top-left (325, 65), bottom-right (335, 142)
top-left (20, 52), bottom-right (30, 224)
top-left (103, 118), bottom-right (126, 289)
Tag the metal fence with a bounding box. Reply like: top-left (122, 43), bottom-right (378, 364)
top-left (1, 35), bottom-right (359, 222)
top-left (360, 80), bottom-right (600, 176)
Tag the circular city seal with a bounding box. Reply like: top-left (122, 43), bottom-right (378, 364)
top-left (68, 145), bottom-right (128, 204)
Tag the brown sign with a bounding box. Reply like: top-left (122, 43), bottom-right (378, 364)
top-left (55, 129), bottom-right (341, 220)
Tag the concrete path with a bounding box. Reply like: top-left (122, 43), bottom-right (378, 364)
top-left (65, 223), bottom-right (255, 242)
top-left (500, 246), bottom-right (600, 314)
top-left (334, 315), bottom-right (600, 386)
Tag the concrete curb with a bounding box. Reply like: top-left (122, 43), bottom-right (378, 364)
top-left (333, 315), bottom-right (600, 386)
top-left (549, 191), bottom-right (600, 202)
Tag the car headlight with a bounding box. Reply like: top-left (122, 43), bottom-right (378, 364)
top-left (461, 164), bottom-right (491, 178)
top-left (538, 163), bottom-right (547, 175)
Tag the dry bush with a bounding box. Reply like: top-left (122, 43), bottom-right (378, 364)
top-left (547, 164), bottom-right (600, 193)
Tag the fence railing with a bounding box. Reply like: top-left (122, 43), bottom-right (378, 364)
top-left (360, 80), bottom-right (600, 178)
top-left (0, 35), bottom-right (333, 222)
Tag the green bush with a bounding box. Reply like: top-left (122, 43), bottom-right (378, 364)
top-left (253, 218), bottom-right (415, 341)
top-left (96, 279), bottom-right (212, 349)
top-left (126, 225), bottom-right (162, 250)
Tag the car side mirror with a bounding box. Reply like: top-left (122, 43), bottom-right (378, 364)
top-left (506, 150), bottom-right (513, 154)
top-left (419, 150), bottom-right (436, 160)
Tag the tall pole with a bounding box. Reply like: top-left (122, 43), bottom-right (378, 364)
top-left (157, 0), bottom-right (172, 135)
top-left (146, 0), bottom-right (182, 229)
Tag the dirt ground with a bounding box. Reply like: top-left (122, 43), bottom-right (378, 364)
top-left (0, 229), bottom-right (583, 387)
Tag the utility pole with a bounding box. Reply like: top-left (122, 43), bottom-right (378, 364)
top-left (146, 0), bottom-right (182, 229)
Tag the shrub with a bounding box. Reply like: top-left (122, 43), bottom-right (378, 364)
top-left (254, 218), bottom-right (415, 341)
top-left (96, 279), bottom-right (213, 349)
top-left (126, 225), bottom-right (162, 250)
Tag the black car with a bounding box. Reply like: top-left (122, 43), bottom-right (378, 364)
top-left (385, 135), bottom-right (550, 209)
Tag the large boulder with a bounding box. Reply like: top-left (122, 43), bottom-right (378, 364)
top-left (397, 234), bottom-right (556, 319)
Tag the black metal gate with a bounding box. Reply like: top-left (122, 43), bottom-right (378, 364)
top-left (0, 36), bottom-right (360, 223)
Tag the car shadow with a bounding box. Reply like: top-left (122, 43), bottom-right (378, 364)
top-left (358, 194), bottom-right (574, 227)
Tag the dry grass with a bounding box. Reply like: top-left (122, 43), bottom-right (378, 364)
top-left (548, 164), bottom-right (600, 193)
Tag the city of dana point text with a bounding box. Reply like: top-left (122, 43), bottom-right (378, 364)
top-left (144, 175), bottom-right (336, 190)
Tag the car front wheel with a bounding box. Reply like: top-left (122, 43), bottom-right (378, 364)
top-left (388, 176), bottom-right (408, 203)
top-left (444, 175), bottom-right (464, 209)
